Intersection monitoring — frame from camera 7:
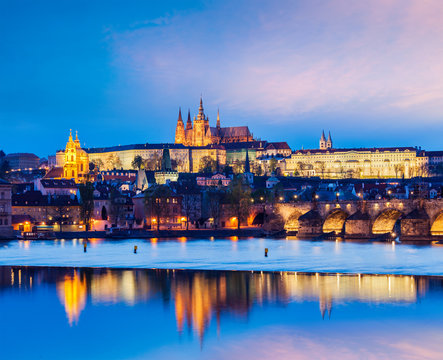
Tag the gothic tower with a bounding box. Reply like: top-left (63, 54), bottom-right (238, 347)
top-left (193, 97), bottom-right (206, 146)
top-left (174, 108), bottom-right (185, 144)
top-left (186, 109), bottom-right (192, 130)
top-left (320, 130), bottom-right (327, 150)
top-left (326, 131), bottom-right (333, 149)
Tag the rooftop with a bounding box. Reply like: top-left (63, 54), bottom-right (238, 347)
top-left (294, 147), bottom-right (418, 155)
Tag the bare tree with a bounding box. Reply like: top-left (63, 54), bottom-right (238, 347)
top-left (144, 185), bottom-right (172, 231)
top-left (208, 189), bottom-right (223, 228)
top-left (227, 176), bottom-right (252, 229)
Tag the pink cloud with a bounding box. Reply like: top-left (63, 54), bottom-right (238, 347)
top-left (109, 0), bottom-right (443, 123)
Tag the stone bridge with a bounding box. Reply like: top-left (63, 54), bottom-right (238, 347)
top-left (249, 199), bottom-right (443, 240)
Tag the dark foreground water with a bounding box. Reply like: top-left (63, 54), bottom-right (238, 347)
top-left (1, 237), bottom-right (443, 275)
top-left (1, 266), bottom-right (443, 359)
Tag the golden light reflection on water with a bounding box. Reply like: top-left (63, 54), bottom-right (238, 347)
top-left (14, 267), bottom-right (432, 337)
top-left (56, 272), bottom-right (87, 326)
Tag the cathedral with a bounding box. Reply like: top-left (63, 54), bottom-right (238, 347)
top-left (175, 98), bottom-right (253, 147)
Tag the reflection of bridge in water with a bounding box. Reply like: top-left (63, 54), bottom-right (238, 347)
top-left (2, 267), bottom-right (442, 340)
top-left (249, 199), bottom-right (443, 239)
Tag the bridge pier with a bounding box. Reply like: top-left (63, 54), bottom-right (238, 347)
top-left (344, 211), bottom-right (372, 239)
top-left (400, 209), bottom-right (430, 240)
top-left (297, 210), bottom-right (323, 237)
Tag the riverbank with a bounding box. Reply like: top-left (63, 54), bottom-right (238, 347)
top-left (50, 227), bottom-right (266, 239)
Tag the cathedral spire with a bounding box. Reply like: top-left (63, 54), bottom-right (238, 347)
top-left (69, 129), bottom-right (73, 142)
top-left (321, 130), bottom-right (326, 141)
top-left (216, 108), bottom-right (220, 129)
top-left (186, 109), bottom-right (192, 130)
top-left (197, 96), bottom-right (205, 120)
top-left (177, 107), bottom-right (183, 123)
top-left (174, 107), bottom-right (185, 144)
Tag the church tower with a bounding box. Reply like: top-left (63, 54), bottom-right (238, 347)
top-left (63, 130), bottom-right (89, 182)
top-left (64, 129), bottom-right (77, 179)
top-left (193, 97), bottom-right (206, 146)
top-left (74, 131), bottom-right (81, 148)
top-left (326, 131), bottom-right (333, 149)
top-left (174, 108), bottom-right (185, 144)
top-left (320, 130), bottom-right (327, 150)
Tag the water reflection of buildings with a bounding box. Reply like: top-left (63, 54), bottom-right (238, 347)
top-left (56, 272), bottom-right (87, 325)
top-left (1, 267), bottom-right (442, 339)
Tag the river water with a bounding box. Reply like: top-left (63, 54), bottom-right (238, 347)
top-left (0, 237), bottom-right (443, 275)
top-left (1, 266), bottom-right (443, 359)
top-left (1, 238), bottom-right (443, 359)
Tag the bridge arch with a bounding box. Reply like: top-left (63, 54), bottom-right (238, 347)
top-left (322, 209), bottom-right (349, 234)
top-left (284, 210), bottom-right (303, 232)
top-left (252, 212), bottom-right (265, 226)
top-left (431, 211), bottom-right (443, 235)
top-left (372, 209), bottom-right (403, 234)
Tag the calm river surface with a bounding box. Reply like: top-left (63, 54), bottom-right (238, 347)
top-left (0, 237), bottom-right (443, 275)
top-left (1, 266), bottom-right (443, 359)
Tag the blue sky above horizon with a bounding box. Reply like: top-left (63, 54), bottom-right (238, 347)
top-left (1, 0), bottom-right (443, 157)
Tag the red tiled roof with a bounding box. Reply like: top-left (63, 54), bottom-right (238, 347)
top-left (266, 142), bottom-right (291, 150)
top-left (43, 167), bottom-right (63, 179)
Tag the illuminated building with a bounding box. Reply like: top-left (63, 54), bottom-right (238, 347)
top-left (175, 98), bottom-right (254, 147)
top-left (63, 130), bottom-right (89, 182)
top-left (87, 143), bottom-right (190, 172)
top-left (46, 130), bottom-right (89, 182)
top-left (285, 131), bottom-right (420, 179)
top-left (12, 191), bottom-right (81, 231)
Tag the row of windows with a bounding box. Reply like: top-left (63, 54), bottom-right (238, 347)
top-left (155, 198), bottom-right (178, 204)
top-left (0, 218), bottom-right (9, 225)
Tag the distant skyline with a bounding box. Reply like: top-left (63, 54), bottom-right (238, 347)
top-left (1, 0), bottom-right (443, 157)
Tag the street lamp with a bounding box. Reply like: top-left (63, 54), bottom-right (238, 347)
top-left (336, 192), bottom-right (340, 202)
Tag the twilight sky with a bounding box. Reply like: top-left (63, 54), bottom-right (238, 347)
top-left (1, 0), bottom-right (443, 157)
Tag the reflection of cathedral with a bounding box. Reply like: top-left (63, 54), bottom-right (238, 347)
top-left (175, 98), bottom-right (253, 147)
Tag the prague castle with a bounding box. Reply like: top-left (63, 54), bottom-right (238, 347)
top-left (175, 98), bottom-right (253, 146)
top-left (284, 131), bottom-right (421, 179)
top-left (44, 114), bottom-right (439, 180)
